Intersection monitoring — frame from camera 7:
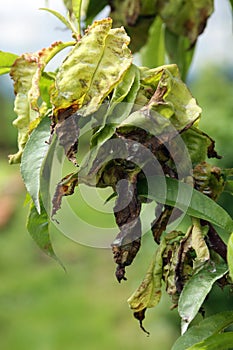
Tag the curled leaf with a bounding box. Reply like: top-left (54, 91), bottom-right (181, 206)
top-left (9, 41), bottom-right (74, 164)
top-left (51, 18), bottom-right (132, 118)
top-left (52, 172), bottom-right (78, 218)
top-left (112, 174), bottom-right (142, 282)
top-left (157, 0), bottom-right (214, 45)
top-left (127, 238), bottom-right (167, 330)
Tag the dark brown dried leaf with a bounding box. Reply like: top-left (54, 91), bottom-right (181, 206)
top-left (52, 172), bottom-right (78, 218)
top-left (111, 174), bottom-right (142, 282)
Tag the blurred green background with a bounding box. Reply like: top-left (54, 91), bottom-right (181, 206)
top-left (1, 1), bottom-right (233, 349)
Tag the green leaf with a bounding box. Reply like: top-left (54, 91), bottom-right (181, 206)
top-left (165, 28), bottom-right (194, 81)
top-left (9, 41), bottom-right (74, 164)
top-left (0, 51), bottom-right (18, 75)
top-left (227, 232), bottom-right (233, 281)
top-left (85, 0), bottom-right (108, 25)
top-left (72, 0), bottom-right (82, 33)
top-left (172, 311), bottom-right (233, 350)
top-left (138, 176), bottom-right (233, 233)
top-left (40, 7), bottom-right (76, 34)
top-left (178, 261), bottom-right (228, 334)
top-left (141, 16), bottom-right (165, 68)
top-left (229, 0), bottom-right (233, 10)
top-left (51, 18), bottom-right (132, 117)
top-left (188, 332), bottom-right (233, 350)
top-left (21, 117), bottom-right (51, 214)
top-left (224, 180), bottom-right (233, 195)
top-left (27, 198), bottom-right (64, 269)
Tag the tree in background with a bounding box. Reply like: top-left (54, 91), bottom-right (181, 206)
top-left (1, 1), bottom-right (233, 348)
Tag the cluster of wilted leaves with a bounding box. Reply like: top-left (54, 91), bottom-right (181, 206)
top-left (1, 0), bottom-right (233, 338)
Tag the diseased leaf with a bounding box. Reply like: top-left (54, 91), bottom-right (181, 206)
top-left (191, 218), bottom-right (210, 271)
top-left (111, 174), bottom-right (141, 282)
top-left (52, 172), bottom-right (78, 217)
top-left (27, 198), bottom-right (64, 268)
top-left (188, 332), bottom-right (233, 350)
top-left (21, 117), bottom-right (51, 214)
top-left (193, 162), bottom-right (225, 200)
top-left (51, 18), bottom-right (132, 117)
top-left (178, 261), bottom-right (228, 334)
top-left (0, 51), bottom-right (18, 75)
top-left (55, 112), bottom-right (80, 165)
top-left (91, 64), bottom-right (140, 149)
top-left (128, 238), bottom-right (166, 328)
top-left (119, 64), bottom-right (201, 136)
top-left (157, 0), bottom-right (214, 45)
top-left (109, 0), bottom-right (155, 52)
top-left (172, 311), bottom-right (233, 350)
top-left (227, 232), bottom-right (233, 282)
top-left (9, 41), bottom-right (75, 164)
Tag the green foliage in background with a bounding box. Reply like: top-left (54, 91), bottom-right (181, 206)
top-left (1, 0), bottom-right (233, 349)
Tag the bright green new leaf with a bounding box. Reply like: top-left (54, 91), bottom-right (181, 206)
top-left (40, 7), bottom-right (77, 34)
top-left (72, 0), bottom-right (82, 33)
top-left (51, 18), bottom-right (132, 117)
top-left (27, 198), bottom-right (64, 269)
top-left (0, 51), bottom-right (18, 75)
top-left (141, 16), bottom-right (165, 69)
top-left (178, 261), bottom-right (228, 334)
top-left (21, 117), bottom-right (51, 214)
top-left (227, 232), bottom-right (233, 281)
top-left (127, 238), bottom-right (166, 313)
top-left (138, 176), bottom-right (233, 233)
top-left (9, 41), bottom-right (74, 164)
top-left (188, 332), bottom-right (233, 350)
top-left (172, 311), bottom-right (233, 350)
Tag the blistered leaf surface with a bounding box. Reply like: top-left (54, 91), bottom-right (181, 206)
top-left (51, 18), bottom-right (132, 117)
top-left (9, 41), bottom-right (73, 164)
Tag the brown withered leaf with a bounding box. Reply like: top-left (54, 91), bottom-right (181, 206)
top-left (133, 309), bottom-right (150, 336)
top-left (151, 205), bottom-right (173, 243)
top-left (51, 110), bottom-right (80, 166)
top-left (52, 172), bottom-right (78, 218)
top-left (111, 173), bottom-right (142, 282)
